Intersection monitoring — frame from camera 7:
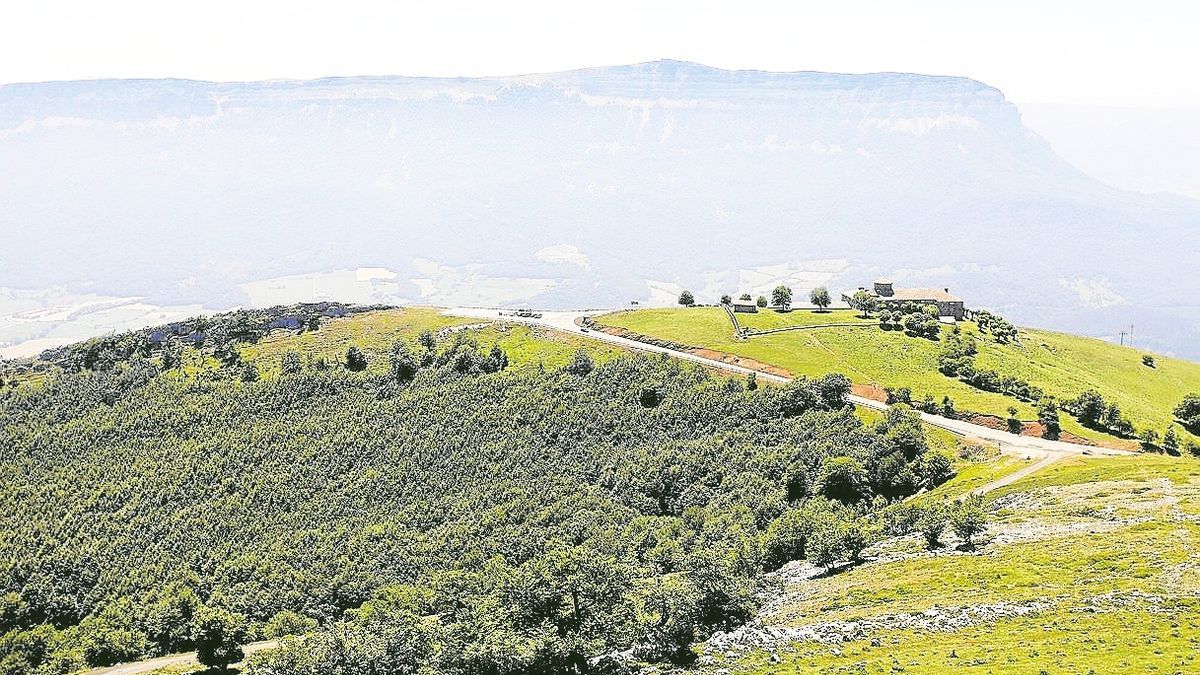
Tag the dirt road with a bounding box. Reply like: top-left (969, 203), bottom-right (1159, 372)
top-left (443, 306), bottom-right (1131, 461)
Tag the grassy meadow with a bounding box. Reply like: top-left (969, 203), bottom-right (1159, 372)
top-left (717, 453), bottom-right (1200, 674)
top-left (596, 307), bottom-right (1200, 446)
top-left (238, 307), bottom-right (625, 377)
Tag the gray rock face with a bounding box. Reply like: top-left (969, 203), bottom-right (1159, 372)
top-left (3, 60), bottom-right (1197, 355)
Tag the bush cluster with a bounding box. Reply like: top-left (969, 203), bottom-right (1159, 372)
top-left (971, 310), bottom-right (1018, 343)
top-left (877, 305), bottom-right (940, 339)
top-left (1064, 389), bottom-right (1135, 437)
top-left (937, 330), bottom-right (1042, 402)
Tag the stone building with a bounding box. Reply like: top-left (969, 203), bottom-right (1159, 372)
top-left (842, 279), bottom-right (965, 320)
top-left (730, 298), bottom-right (758, 313)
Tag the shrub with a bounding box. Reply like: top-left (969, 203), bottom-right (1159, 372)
top-left (1162, 426), bottom-right (1180, 455)
top-left (842, 518), bottom-right (873, 562)
top-left (1063, 390), bottom-right (1135, 437)
top-left (812, 373), bottom-right (851, 410)
top-left (806, 516), bottom-right (846, 570)
top-left (1006, 407), bottom-right (1022, 434)
top-left (921, 452), bottom-right (955, 489)
top-left (879, 502), bottom-right (920, 536)
top-left (941, 396), bottom-right (956, 418)
top-left (345, 346), bottom-right (369, 372)
top-left (160, 344), bottom-right (182, 372)
top-left (817, 457), bottom-right (868, 503)
top-left (973, 310), bottom-right (1018, 343)
top-left (240, 362), bottom-right (260, 383)
top-left (762, 508), bottom-right (810, 571)
top-left (192, 607), bottom-right (249, 672)
top-left (639, 386), bottom-right (664, 408)
top-left (564, 349), bottom-right (595, 377)
top-left (388, 341), bottom-right (419, 383)
top-left (1175, 393), bottom-right (1200, 432)
top-left (917, 504), bottom-right (947, 550)
top-left (1070, 390), bottom-right (1105, 427)
top-left (918, 394), bottom-right (938, 414)
top-left (482, 345), bottom-right (509, 374)
top-left (263, 610), bottom-right (317, 639)
top-left (1038, 400), bottom-right (1062, 440)
top-left (949, 494), bottom-right (988, 548)
top-left (1139, 429), bottom-right (1160, 453)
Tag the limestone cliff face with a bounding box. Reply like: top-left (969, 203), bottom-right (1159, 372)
top-left (1, 61), bottom-right (1196, 355)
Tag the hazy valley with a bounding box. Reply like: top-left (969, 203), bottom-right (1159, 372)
top-left (3, 61), bottom-right (1197, 358)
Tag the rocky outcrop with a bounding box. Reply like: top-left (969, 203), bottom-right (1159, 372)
top-left (704, 599), bottom-right (1051, 654)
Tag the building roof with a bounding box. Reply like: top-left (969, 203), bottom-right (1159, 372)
top-left (731, 298), bottom-right (757, 306)
top-left (887, 287), bottom-right (962, 303)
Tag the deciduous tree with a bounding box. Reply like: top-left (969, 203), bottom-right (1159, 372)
top-left (771, 285), bottom-right (792, 310)
top-left (192, 607), bottom-right (249, 673)
top-left (809, 286), bottom-right (832, 311)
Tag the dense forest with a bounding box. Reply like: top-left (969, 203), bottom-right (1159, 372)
top-left (0, 312), bottom-right (954, 674)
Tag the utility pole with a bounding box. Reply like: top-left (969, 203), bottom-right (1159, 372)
top-left (1119, 330), bottom-right (1127, 346)
top-left (1129, 324), bottom-right (1134, 349)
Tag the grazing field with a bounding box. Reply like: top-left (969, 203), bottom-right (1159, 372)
top-left (711, 453), bottom-right (1200, 674)
top-left (597, 307), bottom-right (1200, 447)
top-left (239, 307), bottom-right (625, 376)
top-left (732, 308), bottom-right (876, 331)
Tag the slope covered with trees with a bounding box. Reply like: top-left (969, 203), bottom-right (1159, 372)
top-left (0, 308), bottom-right (952, 673)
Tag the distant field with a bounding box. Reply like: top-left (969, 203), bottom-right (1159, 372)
top-left (596, 307), bottom-right (1200, 446)
top-left (240, 307), bottom-right (624, 376)
top-left (721, 453), bottom-right (1200, 674)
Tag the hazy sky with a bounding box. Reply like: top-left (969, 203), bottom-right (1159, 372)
top-left (3, 0), bottom-right (1198, 108)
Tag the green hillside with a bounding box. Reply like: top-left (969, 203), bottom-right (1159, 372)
top-left (596, 307), bottom-right (1200, 448)
top-left (722, 453), bottom-right (1200, 674)
top-left (235, 307), bottom-right (627, 376)
top-left (0, 307), bottom-right (959, 674)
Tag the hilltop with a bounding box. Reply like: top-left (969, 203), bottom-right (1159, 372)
top-left (594, 306), bottom-right (1200, 449)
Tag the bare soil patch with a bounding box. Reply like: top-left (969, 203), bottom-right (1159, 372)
top-left (690, 348), bottom-right (793, 378)
top-left (852, 383), bottom-right (888, 402)
top-left (965, 413), bottom-right (1098, 447)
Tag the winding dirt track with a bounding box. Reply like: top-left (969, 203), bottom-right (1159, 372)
top-left (444, 307), bottom-right (1133, 465)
